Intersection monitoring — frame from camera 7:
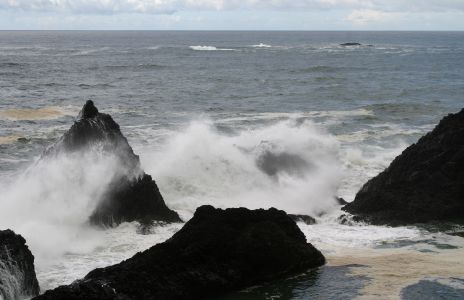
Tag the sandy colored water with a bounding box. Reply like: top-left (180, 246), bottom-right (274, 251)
top-left (0, 135), bottom-right (23, 145)
top-left (328, 247), bottom-right (464, 299)
top-left (0, 107), bottom-right (64, 120)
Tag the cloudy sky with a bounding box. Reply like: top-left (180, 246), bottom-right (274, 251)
top-left (0, 0), bottom-right (463, 30)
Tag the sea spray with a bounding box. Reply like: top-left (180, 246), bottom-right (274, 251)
top-left (0, 247), bottom-right (23, 300)
top-left (141, 118), bottom-right (343, 217)
top-left (0, 147), bottom-right (132, 267)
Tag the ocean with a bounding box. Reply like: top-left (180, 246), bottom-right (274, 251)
top-left (0, 31), bottom-right (464, 299)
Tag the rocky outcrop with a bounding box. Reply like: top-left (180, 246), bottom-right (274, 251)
top-left (34, 206), bottom-right (325, 300)
top-left (0, 229), bottom-right (40, 300)
top-left (343, 108), bottom-right (464, 225)
top-left (44, 100), bottom-right (181, 226)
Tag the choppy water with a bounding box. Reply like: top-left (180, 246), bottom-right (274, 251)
top-left (0, 31), bottom-right (464, 299)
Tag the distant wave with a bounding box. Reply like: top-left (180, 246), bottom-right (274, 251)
top-left (77, 83), bottom-right (115, 89)
top-left (251, 43), bottom-right (273, 48)
top-left (296, 65), bottom-right (339, 73)
top-left (105, 63), bottom-right (167, 70)
top-left (189, 45), bottom-right (234, 51)
top-left (72, 47), bottom-right (111, 56)
top-left (0, 62), bottom-right (24, 67)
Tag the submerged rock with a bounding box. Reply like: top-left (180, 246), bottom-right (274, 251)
top-left (0, 229), bottom-right (40, 300)
top-left (343, 108), bottom-right (464, 225)
top-left (256, 150), bottom-right (311, 177)
top-left (44, 100), bottom-right (181, 226)
top-left (34, 206), bottom-right (325, 300)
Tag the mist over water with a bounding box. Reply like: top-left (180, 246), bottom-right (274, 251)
top-left (0, 148), bottom-right (130, 267)
top-left (143, 118), bottom-right (342, 217)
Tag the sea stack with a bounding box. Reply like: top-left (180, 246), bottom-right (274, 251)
top-left (44, 100), bottom-right (181, 226)
top-left (0, 229), bottom-right (40, 300)
top-left (343, 108), bottom-right (464, 225)
top-left (34, 206), bottom-right (325, 300)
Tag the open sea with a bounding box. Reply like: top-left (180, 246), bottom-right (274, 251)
top-left (0, 31), bottom-right (464, 299)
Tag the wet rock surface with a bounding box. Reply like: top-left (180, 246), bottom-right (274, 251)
top-left (343, 108), bottom-right (464, 225)
top-left (0, 229), bottom-right (40, 300)
top-left (34, 206), bottom-right (325, 300)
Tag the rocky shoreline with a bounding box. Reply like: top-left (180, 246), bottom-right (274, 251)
top-left (2, 103), bottom-right (463, 299)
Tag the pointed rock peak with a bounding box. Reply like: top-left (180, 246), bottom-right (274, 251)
top-left (79, 100), bottom-right (99, 119)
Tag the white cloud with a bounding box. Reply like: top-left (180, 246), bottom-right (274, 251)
top-left (345, 9), bottom-right (394, 25)
top-left (0, 0), bottom-right (464, 14)
top-left (0, 0), bottom-right (177, 14)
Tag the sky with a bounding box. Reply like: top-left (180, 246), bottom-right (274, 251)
top-left (0, 0), bottom-right (463, 30)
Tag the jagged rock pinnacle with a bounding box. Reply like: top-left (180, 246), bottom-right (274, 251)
top-left (79, 100), bottom-right (99, 119)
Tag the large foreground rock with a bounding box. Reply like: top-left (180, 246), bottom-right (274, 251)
top-left (0, 229), bottom-right (40, 300)
top-left (343, 108), bottom-right (464, 225)
top-left (44, 100), bottom-right (181, 226)
top-left (34, 206), bottom-right (325, 300)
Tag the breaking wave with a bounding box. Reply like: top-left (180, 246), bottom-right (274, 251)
top-left (189, 46), bottom-right (234, 51)
top-left (141, 118), bottom-right (343, 217)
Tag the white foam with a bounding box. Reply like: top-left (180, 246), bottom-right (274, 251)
top-left (189, 46), bottom-right (234, 51)
top-left (0, 148), bottom-right (136, 268)
top-left (36, 222), bottom-right (182, 291)
top-left (251, 43), bottom-right (272, 48)
top-left (141, 118), bottom-right (342, 217)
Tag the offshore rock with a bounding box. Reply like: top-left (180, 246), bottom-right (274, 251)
top-left (340, 42), bottom-right (362, 46)
top-left (0, 229), bottom-right (40, 300)
top-left (343, 108), bottom-right (464, 225)
top-left (34, 206), bottom-right (325, 300)
top-left (44, 100), bottom-right (181, 226)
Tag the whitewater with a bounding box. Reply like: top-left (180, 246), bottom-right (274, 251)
top-left (1, 108), bottom-right (462, 298)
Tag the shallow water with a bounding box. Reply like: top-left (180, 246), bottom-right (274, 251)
top-left (0, 31), bottom-right (463, 299)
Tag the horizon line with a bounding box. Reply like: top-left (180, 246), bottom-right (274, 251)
top-left (1, 29), bottom-right (463, 32)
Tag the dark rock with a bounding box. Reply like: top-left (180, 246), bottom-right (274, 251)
top-left (338, 214), bottom-right (363, 225)
top-left (34, 206), bottom-right (325, 300)
top-left (256, 150), bottom-right (311, 177)
top-left (335, 197), bottom-right (348, 206)
top-left (17, 137), bottom-right (29, 143)
top-left (340, 42), bottom-right (362, 46)
top-left (89, 173), bottom-right (181, 226)
top-left (288, 214), bottom-right (317, 225)
top-left (44, 100), bottom-right (181, 226)
top-left (0, 229), bottom-right (40, 300)
top-left (343, 108), bottom-right (464, 225)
